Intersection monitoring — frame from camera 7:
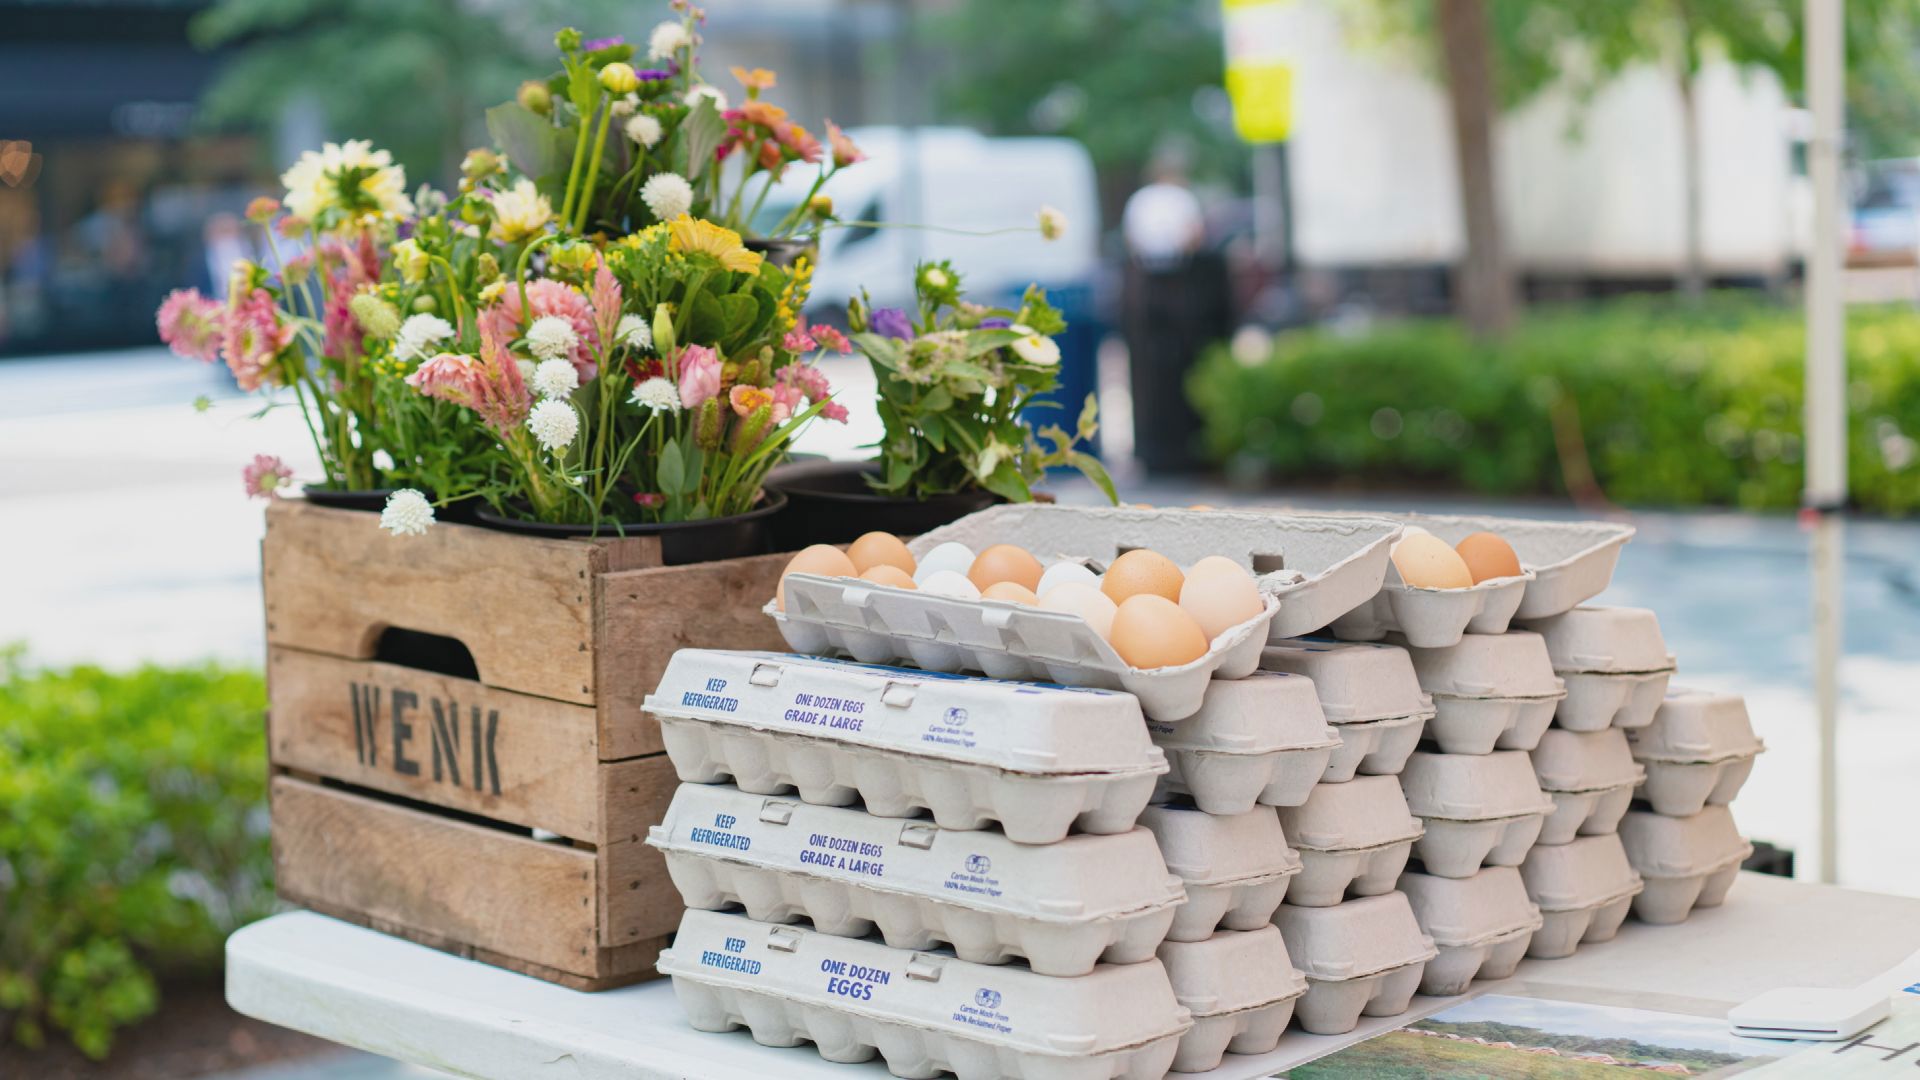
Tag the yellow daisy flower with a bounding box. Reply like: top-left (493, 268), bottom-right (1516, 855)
top-left (667, 214), bottom-right (763, 274)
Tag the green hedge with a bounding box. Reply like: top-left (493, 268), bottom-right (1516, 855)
top-left (1188, 295), bottom-right (1920, 514)
top-left (0, 649), bottom-right (273, 1059)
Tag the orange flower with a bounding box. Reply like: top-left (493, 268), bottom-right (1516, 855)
top-left (782, 122), bottom-right (822, 165)
top-left (730, 66), bottom-right (777, 92)
top-left (729, 383), bottom-right (772, 417)
top-left (826, 121), bottom-right (866, 168)
top-left (736, 99), bottom-right (788, 129)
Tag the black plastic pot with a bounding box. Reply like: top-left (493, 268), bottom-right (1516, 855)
top-left (745, 237), bottom-right (813, 269)
top-left (766, 460), bottom-right (1001, 549)
top-left (301, 486), bottom-right (395, 512)
top-left (472, 491), bottom-right (788, 565)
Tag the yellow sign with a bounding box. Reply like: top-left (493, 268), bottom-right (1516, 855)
top-left (1221, 0), bottom-right (1292, 143)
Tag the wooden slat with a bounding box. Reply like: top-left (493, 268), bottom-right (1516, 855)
top-left (268, 647), bottom-right (604, 840)
top-left (271, 775), bottom-right (605, 978)
top-left (596, 756), bottom-right (682, 946)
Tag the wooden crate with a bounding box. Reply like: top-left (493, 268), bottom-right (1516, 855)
top-left (262, 501), bottom-right (790, 989)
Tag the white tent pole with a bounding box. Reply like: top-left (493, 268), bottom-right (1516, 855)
top-left (1804, 0), bottom-right (1847, 886)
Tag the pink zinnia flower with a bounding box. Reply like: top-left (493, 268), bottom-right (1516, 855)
top-left (768, 380), bottom-right (801, 423)
top-left (221, 288), bottom-right (295, 391)
top-left (406, 352), bottom-right (481, 404)
top-left (676, 344), bottom-right (722, 410)
top-left (406, 333), bottom-right (531, 436)
top-left (479, 278), bottom-right (601, 382)
top-left (782, 324), bottom-right (816, 353)
top-left (729, 383), bottom-right (771, 417)
top-left (812, 323), bottom-right (850, 354)
top-left (782, 361), bottom-right (831, 402)
top-left (819, 400), bottom-right (849, 424)
top-left (156, 288), bottom-right (224, 363)
top-left (242, 454), bottom-right (294, 499)
top-left (825, 121), bottom-right (865, 169)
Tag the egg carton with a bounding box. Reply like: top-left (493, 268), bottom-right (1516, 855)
top-left (1400, 632), bottom-right (1566, 754)
top-left (648, 651), bottom-right (1166, 845)
top-left (1628, 688), bottom-right (1766, 817)
top-left (660, 909), bottom-right (1191, 1080)
top-left (1515, 606), bottom-right (1676, 732)
top-left (1158, 929), bottom-right (1308, 1073)
top-left (1147, 672), bottom-right (1342, 814)
top-left (1398, 867), bottom-right (1545, 996)
top-left (911, 504), bottom-right (1402, 639)
top-left (1260, 639), bottom-right (1434, 780)
top-left (1519, 833), bottom-right (1645, 959)
top-left (1277, 777), bottom-right (1426, 907)
top-left (1273, 893), bottom-right (1438, 1035)
top-left (1399, 751), bottom-right (1555, 878)
top-left (1320, 713), bottom-right (1429, 783)
top-left (1327, 569), bottom-right (1534, 649)
top-left (1354, 512), bottom-right (1636, 621)
top-left (1140, 804), bottom-right (1301, 942)
top-left (1529, 728), bottom-right (1646, 844)
top-left (649, 784), bottom-right (1185, 977)
top-left (1619, 806), bottom-right (1752, 925)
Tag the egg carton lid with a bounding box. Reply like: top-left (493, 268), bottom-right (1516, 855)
top-left (910, 504), bottom-right (1402, 640)
top-left (1159, 928), bottom-right (1309, 1018)
top-left (1277, 776), bottom-right (1425, 852)
top-left (1629, 687), bottom-right (1765, 763)
top-left (1520, 833), bottom-right (1645, 912)
top-left (646, 651), bottom-right (1163, 778)
top-left (1398, 867), bottom-right (1545, 948)
top-left (1398, 751), bottom-right (1556, 822)
top-left (1272, 893), bottom-right (1439, 982)
top-left (770, 580), bottom-right (1277, 723)
top-left (1259, 638), bottom-right (1431, 724)
top-left (1518, 606), bottom-right (1675, 675)
top-left (1139, 804), bottom-right (1302, 888)
top-left (1531, 728), bottom-right (1646, 793)
top-left (1619, 806), bottom-right (1752, 880)
top-left (658, 909), bottom-right (1193, 1058)
top-left (1352, 511), bottom-right (1635, 620)
top-left (1145, 672), bottom-right (1342, 756)
top-left (1398, 631), bottom-right (1564, 700)
top-left (651, 784), bottom-right (1185, 923)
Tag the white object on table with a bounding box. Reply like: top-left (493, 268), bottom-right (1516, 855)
top-left (1730, 986), bottom-right (1891, 1041)
top-left (226, 874), bottom-right (1920, 1080)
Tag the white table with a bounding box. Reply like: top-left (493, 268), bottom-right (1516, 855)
top-left (227, 874), bottom-right (1920, 1079)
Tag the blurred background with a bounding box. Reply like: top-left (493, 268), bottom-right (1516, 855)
top-left (3, 0), bottom-right (1919, 1076)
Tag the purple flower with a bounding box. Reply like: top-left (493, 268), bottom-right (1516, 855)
top-left (582, 36), bottom-right (625, 51)
top-left (637, 61), bottom-right (679, 82)
top-left (980, 317), bottom-right (1012, 329)
top-left (871, 307), bottom-right (913, 341)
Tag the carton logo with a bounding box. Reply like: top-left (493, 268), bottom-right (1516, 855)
top-left (975, 988), bottom-right (1002, 1009)
top-left (966, 854), bottom-right (992, 874)
top-left (347, 681), bottom-right (501, 795)
top-left (943, 706), bottom-right (969, 727)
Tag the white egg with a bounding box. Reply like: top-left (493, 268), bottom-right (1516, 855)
top-left (919, 570), bottom-right (982, 599)
top-left (913, 541), bottom-right (976, 584)
top-left (1036, 560), bottom-right (1098, 596)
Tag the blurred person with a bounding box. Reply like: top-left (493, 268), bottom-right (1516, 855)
top-left (202, 212), bottom-right (251, 299)
top-left (74, 180), bottom-right (150, 282)
top-left (1122, 156), bottom-right (1205, 270)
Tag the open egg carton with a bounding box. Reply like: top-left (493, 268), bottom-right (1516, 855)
top-left (1627, 688), bottom-right (1765, 817)
top-left (647, 651), bottom-right (1166, 845)
top-left (1518, 606), bottom-right (1676, 731)
top-left (1332, 510), bottom-right (1636, 621)
top-left (1158, 928), bottom-right (1308, 1073)
top-left (1519, 833), bottom-right (1645, 959)
top-left (1619, 805), bottom-right (1752, 925)
top-left (1399, 632), bottom-right (1565, 755)
top-left (659, 909), bottom-right (1192, 1080)
top-left (1272, 893), bottom-right (1438, 1035)
top-left (1398, 867), bottom-right (1544, 996)
top-left (1140, 804), bottom-right (1302, 942)
top-left (1530, 728), bottom-right (1647, 845)
top-left (1276, 777), bottom-right (1425, 907)
top-left (1147, 672), bottom-right (1342, 814)
top-left (649, 784), bottom-right (1185, 977)
top-left (1259, 640), bottom-right (1433, 781)
top-left (1399, 751), bottom-right (1555, 878)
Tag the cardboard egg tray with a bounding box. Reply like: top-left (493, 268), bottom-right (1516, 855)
top-left (912, 504), bottom-right (1402, 639)
top-left (1627, 688), bottom-right (1766, 817)
top-left (1146, 672), bottom-right (1342, 814)
top-left (1277, 777), bottom-right (1425, 907)
top-left (1399, 632), bottom-right (1566, 755)
top-left (1328, 567), bottom-right (1534, 649)
top-left (1272, 893), bottom-right (1438, 1035)
top-left (1139, 804), bottom-right (1301, 943)
top-left (1519, 833), bottom-right (1645, 959)
top-left (1529, 728), bottom-right (1647, 844)
top-left (648, 651), bottom-right (1165, 845)
top-left (1619, 806), bottom-right (1752, 925)
top-left (659, 909), bottom-right (1192, 1080)
top-left (1398, 867), bottom-right (1544, 996)
top-left (1519, 606), bottom-right (1676, 731)
top-left (1340, 511), bottom-right (1636, 621)
top-left (1157, 928), bottom-right (1308, 1073)
top-left (1399, 751), bottom-right (1555, 878)
top-left (1259, 640), bottom-right (1434, 781)
top-left (648, 784), bottom-right (1185, 977)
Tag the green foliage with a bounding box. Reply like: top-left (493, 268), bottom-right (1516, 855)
top-left (1189, 295), bottom-right (1920, 515)
top-left (0, 649), bottom-right (273, 1059)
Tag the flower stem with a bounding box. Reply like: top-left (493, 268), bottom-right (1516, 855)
top-left (560, 92), bottom-right (593, 225)
top-left (574, 101), bottom-right (615, 234)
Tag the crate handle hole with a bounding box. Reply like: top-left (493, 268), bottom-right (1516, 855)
top-left (1251, 553), bottom-right (1287, 573)
top-left (373, 627), bottom-right (480, 680)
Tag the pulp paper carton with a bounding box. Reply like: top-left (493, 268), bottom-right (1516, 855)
top-left (1519, 833), bottom-right (1645, 959)
top-left (1345, 512), bottom-right (1635, 620)
top-left (1397, 867), bottom-right (1544, 995)
top-left (1398, 751), bottom-right (1554, 878)
top-left (1259, 640), bottom-right (1433, 780)
top-left (649, 784), bottom-right (1184, 977)
top-left (659, 909), bottom-right (1192, 1080)
top-left (1627, 688), bottom-right (1766, 817)
top-left (1140, 804), bottom-right (1301, 942)
top-left (648, 651), bottom-right (1165, 844)
top-left (1529, 728), bottom-right (1647, 844)
top-left (1518, 606), bottom-right (1676, 732)
top-left (1399, 632), bottom-right (1566, 755)
top-left (1619, 806), bottom-right (1752, 925)
top-left (1329, 568), bottom-right (1533, 649)
top-left (1158, 928), bottom-right (1308, 1072)
top-left (1272, 893), bottom-right (1438, 1035)
top-left (1277, 777), bottom-right (1425, 907)
top-left (1148, 672), bottom-right (1342, 814)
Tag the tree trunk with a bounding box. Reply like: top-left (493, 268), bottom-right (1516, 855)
top-left (1676, 69), bottom-right (1707, 300)
top-left (1437, 0), bottom-right (1517, 339)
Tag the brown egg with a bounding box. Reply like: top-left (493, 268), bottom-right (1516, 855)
top-left (1178, 555), bottom-right (1264, 640)
top-left (859, 564), bottom-right (917, 589)
top-left (1100, 549), bottom-right (1185, 604)
top-left (1108, 594), bottom-right (1210, 669)
top-left (847, 531), bottom-right (916, 575)
top-left (1455, 531), bottom-right (1523, 583)
top-left (968, 543), bottom-right (1043, 592)
top-left (776, 544), bottom-right (857, 610)
top-left (982, 581), bottom-right (1038, 605)
top-left (1390, 533), bottom-right (1473, 590)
